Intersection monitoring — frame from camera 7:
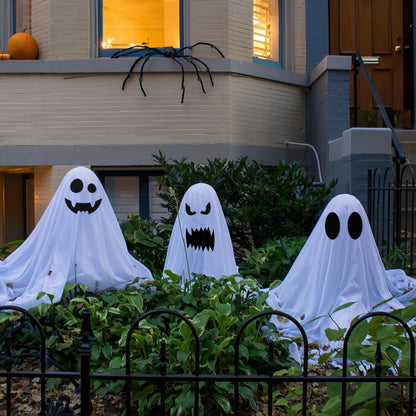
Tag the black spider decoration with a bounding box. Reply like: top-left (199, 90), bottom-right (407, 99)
top-left (111, 42), bottom-right (225, 103)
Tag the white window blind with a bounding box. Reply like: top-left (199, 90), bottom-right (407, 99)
top-left (253, 0), bottom-right (278, 61)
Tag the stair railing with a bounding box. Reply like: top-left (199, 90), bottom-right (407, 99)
top-left (353, 52), bottom-right (406, 248)
top-left (352, 52), bottom-right (406, 165)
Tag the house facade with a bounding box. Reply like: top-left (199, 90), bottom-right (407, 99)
top-left (0, 0), bottom-right (410, 244)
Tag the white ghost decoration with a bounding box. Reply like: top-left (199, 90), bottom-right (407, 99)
top-left (163, 183), bottom-right (239, 285)
top-left (0, 166), bottom-right (153, 309)
top-left (266, 193), bottom-right (416, 345)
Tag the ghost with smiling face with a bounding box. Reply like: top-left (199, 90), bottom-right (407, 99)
top-left (163, 183), bottom-right (239, 285)
top-left (266, 193), bottom-right (416, 345)
top-left (0, 166), bottom-right (153, 309)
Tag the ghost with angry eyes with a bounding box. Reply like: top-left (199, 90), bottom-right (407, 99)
top-left (163, 183), bottom-right (239, 285)
top-left (266, 193), bottom-right (416, 345)
top-left (0, 166), bottom-right (153, 309)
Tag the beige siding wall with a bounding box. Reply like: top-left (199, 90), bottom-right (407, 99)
top-left (32, 0), bottom-right (90, 60)
top-left (0, 72), bottom-right (304, 149)
top-left (189, 0), bottom-right (230, 58)
top-left (230, 75), bottom-right (305, 146)
top-left (294, 0), bottom-right (306, 74)
top-left (0, 73), bottom-right (232, 146)
top-left (33, 165), bottom-right (77, 222)
top-left (227, 0), bottom-right (253, 61)
top-left (32, 0), bottom-right (51, 60)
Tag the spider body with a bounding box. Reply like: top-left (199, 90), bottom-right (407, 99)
top-left (112, 42), bottom-right (225, 103)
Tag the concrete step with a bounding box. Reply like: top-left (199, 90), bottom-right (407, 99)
top-left (395, 130), bottom-right (416, 164)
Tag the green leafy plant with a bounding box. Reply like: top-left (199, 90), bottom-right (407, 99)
top-left (154, 152), bottom-right (335, 261)
top-left (0, 239), bottom-right (23, 260)
top-left (239, 236), bottom-right (307, 287)
top-left (316, 301), bottom-right (416, 416)
top-left (0, 275), bottom-right (297, 415)
top-left (382, 242), bottom-right (416, 277)
top-left (119, 215), bottom-right (172, 277)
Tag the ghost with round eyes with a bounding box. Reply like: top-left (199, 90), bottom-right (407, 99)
top-left (163, 183), bottom-right (239, 285)
top-left (266, 193), bottom-right (416, 345)
top-left (0, 166), bottom-right (153, 309)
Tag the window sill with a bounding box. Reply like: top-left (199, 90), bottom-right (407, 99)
top-left (0, 57), bottom-right (307, 86)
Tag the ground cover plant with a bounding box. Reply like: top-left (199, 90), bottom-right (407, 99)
top-left (0, 276), bottom-right (298, 415)
top-left (1, 156), bottom-right (415, 414)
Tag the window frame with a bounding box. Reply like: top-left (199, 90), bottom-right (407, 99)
top-left (94, 169), bottom-right (165, 220)
top-left (97, 0), bottom-right (187, 58)
top-left (0, 2), bottom-right (13, 52)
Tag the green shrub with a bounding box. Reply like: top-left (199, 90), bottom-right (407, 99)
top-left (238, 236), bottom-right (307, 288)
top-left (119, 215), bottom-right (172, 278)
top-left (153, 152), bottom-right (335, 261)
top-left (0, 275), bottom-right (295, 415)
top-left (0, 239), bottom-right (23, 260)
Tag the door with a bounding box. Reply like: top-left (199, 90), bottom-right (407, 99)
top-left (0, 173), bottom-right (34, 244)
top-left (330, 0), bottom-right (412, 128)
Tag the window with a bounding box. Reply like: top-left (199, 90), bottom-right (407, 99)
top-left (0, 0), bottom-right (30, 52)
top-left (95, 170), bottom-right (167, 222)
top-left (253, 0), bottom-right (280, 67)
top-left (99, 0), bottom-right (182, 57)
top-left (14, 0), bottom-right (31, 33)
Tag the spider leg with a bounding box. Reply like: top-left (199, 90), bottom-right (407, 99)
top-left (122, 54), bottom-right (148, 90)
top-left (187, 56), bottom-right (215, 86)
top-left (138, 52), bottom-right (161, 96)
top-left (178, 42), bottom-right (225, 58)
top-left (170, 56), bottom-right (186, 103)
top-left (184, 56), bottom-right (207, 94)
top-left (111, 45), bottom-right (143, 59)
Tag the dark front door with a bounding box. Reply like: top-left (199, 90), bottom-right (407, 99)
top-left (1, 173), bottom-right (34, 244)
top-left (330, 0), bottom-right (412, 128)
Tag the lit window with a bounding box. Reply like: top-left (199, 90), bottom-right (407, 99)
top-left (253, 0), bottom-right (279, 64)
top-left (100, 0), bottom-right (181, 56)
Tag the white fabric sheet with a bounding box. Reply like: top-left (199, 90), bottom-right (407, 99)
top-left (266, 193), bottom-right (416, 345)
top-left (0, 166), bottom-right (153, 309)
top-left (163, 183), bottom-right (239, 285)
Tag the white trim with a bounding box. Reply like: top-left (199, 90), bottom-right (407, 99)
top-left (0, 1), bottom-right (13, 52)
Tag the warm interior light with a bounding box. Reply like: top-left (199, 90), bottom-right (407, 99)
top-left (253, 0), bottom-right (277, 60)
top-left (102, 0), bottom-right (180, 49)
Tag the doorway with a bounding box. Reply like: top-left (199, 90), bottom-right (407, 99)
top-left (329, 0), bottom-right (413, 128)
top-left (0, 173), bottom-right (34, 244)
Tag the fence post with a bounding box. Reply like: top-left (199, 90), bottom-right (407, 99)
top-left (78, 308), bottom-right (96, 416)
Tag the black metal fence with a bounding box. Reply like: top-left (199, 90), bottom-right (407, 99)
top-left (368, 164), bottom-right (416, 275)
top-left (0, 305), bottom-right (415, 415)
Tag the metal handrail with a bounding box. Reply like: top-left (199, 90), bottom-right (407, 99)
top-left (352, 52), bottom-right (406, 165)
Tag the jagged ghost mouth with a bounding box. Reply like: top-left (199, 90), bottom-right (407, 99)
top-left (186, 228), bottom-right (215, 251)
top-left (65, 198), bottom-right (102, 214)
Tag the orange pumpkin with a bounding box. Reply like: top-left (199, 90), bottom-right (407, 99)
top-left (7, 32), bottom-right (38, 60)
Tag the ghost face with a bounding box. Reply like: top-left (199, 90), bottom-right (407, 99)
top-left (324, 209), bottom-right (363, 241)
top-left (64, 175), bottom-right (102, 215)
top-left (184, 200), bottom-right (215, 251)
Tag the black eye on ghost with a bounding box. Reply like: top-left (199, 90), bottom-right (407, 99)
top-left (185, 202), bottom-right (211, 216)
top-left (65, 178), bottom-right (102, 214)
top-left (325, 212), bottom-right (363, 240)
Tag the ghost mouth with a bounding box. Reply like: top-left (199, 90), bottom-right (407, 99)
top-left (186, 228), bottom-right (215, 251)
top-left (65, 198), bottom-right (102, 214)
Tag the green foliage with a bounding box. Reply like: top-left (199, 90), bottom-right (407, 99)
top-left (238, 236), bottom-right (307, 287)
top-left (0, 239), bottom-right (23, 260)
top-left (119, 215), bottom-right (172, 277)
top-left (153, 152), bottom-right (335, 261)
top-left (382, 242), bottom-right (415, 277)
top-left (0, 276), bottom-right (297, 416)
top-left (317, 301), bottom-right (416, 416)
